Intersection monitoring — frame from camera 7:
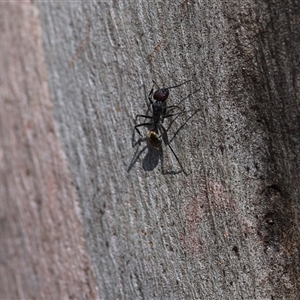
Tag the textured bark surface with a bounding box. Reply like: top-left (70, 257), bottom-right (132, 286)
top-left (0, 4), bottom-right (97, 299)
top-left (1, 0), bottom-right (300, 299)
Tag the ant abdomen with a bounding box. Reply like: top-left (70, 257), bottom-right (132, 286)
top-left (146, 129), bottom-right (162, 149)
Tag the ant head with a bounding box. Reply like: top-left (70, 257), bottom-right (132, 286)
top-left (151, 79), bottom-right (191, 102)
top-left (153, 88), bottom-right (169, 102)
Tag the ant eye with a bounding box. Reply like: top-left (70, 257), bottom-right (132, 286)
top-left (153, 88), bottom-right (169, 102)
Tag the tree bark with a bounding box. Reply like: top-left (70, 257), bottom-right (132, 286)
top-left (1, 1), bottom-right (300, 299)
top-left (0, 4), bottom-right (97, 299)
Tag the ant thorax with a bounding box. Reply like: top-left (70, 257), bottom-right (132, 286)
top-left (151, 101), bottom-right (167, 124)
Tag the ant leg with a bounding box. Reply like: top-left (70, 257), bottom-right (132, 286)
top-left (152, 80), bottom-right (160, 90)
top-left (127, 145), bottom-right (148, 172)
top-left (164, 105), bottom-right (185, 119)
top-left (164, 111), bottom-right (184, 133)
top-left (163, 106), bottom-right (186, 133)
top-left (167, 143), bottom-right (187, 176)
top-left (159, 125), bottom-right (187, 175)
top-left (135, 114), bottom-right (152, 122)
top-left (158, 124), bottom-right (169, 145)
top-left (167, 105), bottom-right (183, 111)
top-left (134, 122), bottom-right (152, 136)
top-left (164, 112), bottom-right (183, 119)
top-left (178, 87), bottom-right (202, 106)
top-left (148, 88), bottom-right (154, 104)
top-left (169, 109), bottom-right (199, 144)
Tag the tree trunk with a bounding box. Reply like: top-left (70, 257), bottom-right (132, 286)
top-left (1, 1), bottom-right (300, 299)
top-left (0, 4), bottom-right (97, 299)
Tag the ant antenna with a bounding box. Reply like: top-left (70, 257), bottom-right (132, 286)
top-left (151, 79), bottom-right (192, 102)
top-left (152, 79), bottom-right (191, 91)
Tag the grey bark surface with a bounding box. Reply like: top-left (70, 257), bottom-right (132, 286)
top-left (1, 0), bottom-right (299, 299)
top-left (0, 4), bottom-right (97, 299)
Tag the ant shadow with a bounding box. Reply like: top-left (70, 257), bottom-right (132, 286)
top-left (127, 137), bottom-right (183, 175)
top-left (127, 109), bottom-right (199, 175)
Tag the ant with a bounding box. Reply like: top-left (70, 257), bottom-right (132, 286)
top-left (134, 80), bottom-right (190, 175)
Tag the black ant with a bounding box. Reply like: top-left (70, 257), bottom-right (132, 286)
top-left (134, 80), bottom-right (190, 175)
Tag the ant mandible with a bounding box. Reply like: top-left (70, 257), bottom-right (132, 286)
top-left (134, 80), bottom-right (190, 175)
